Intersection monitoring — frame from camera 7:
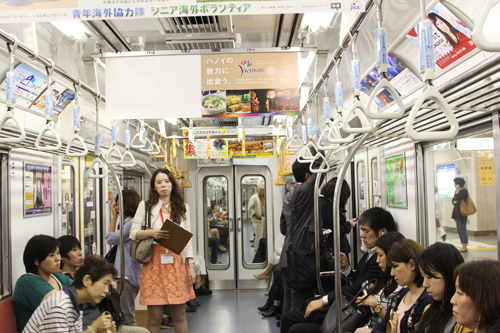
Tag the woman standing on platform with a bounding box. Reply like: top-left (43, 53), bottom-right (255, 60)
top-left (130, 168), bottom-right (196, 333)
top-left (451, 177), bottom-right (469, 252)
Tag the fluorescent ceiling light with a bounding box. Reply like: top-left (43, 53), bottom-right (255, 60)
top-left (50, 20), bottom-right (90, 41)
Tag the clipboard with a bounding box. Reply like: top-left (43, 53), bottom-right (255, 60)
top-left (157, 218), bottom-right (193, 255)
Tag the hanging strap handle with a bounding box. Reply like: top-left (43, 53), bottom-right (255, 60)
top-left (65, 79), bottom-right (88, 157)
top-left (327, 116), bottom-right (355, 143)
top-left (472, 0), bottom-right (499, 52)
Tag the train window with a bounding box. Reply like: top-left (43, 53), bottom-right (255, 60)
top-left (241, 175), bottom-right (266, 267)
top-left (371, 158), bottom-right (381, 207)
top-left (123, 173), bottom-right (143, 197)
top-left (426, 131), bottom-right (498, 260)
top-left (83, 166), bottom-right (97, 256)
top-left (204, 176), bottom-right (229, 269)
top-left (61, 165), bottom-right (76, 236)
top-left (0, 153), bottom-right (10, 296)
top-left (357, 161), bottom-right (367, 214)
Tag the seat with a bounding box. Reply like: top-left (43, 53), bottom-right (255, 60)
top-left (0, 296), bottom-right (19, 333)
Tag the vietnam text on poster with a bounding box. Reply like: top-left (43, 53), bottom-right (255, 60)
top-left (406, 2), bottom-right (476, 71)
top-left (385, 154), bottom-right (407, 207)
top-left (201, 53), bottom-right (300, 117)
top-left (24, 163), bottom-right (52, 216)
top-left (0, 1), bottom-right (364, 23)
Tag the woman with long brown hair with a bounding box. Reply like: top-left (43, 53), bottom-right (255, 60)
top-left (130, 168), bottom-right (196, 333)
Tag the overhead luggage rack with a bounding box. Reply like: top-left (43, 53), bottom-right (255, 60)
top-left (0, 122), bottom-right (93, 155)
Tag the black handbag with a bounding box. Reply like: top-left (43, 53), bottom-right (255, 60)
top-left (98, 290), bottom-right (124, 327)
top-left (319, 282), bottom-right (375, 333)
top-left (105, 245), bottom-right (118, 264)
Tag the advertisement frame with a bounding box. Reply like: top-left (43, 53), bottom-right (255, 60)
top-left (385, 153), bottom-right (408, 209)
top-left (23, 162), bottom-right (53, 217)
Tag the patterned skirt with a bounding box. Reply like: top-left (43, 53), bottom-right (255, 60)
top-left (140, 245), bottom-right (195, 305)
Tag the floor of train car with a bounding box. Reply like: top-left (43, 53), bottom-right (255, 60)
top-left (136, 290), bottom-right (281, 333)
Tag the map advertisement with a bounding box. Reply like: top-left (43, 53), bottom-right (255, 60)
top-left (385, 154), bottom-right (407, 208)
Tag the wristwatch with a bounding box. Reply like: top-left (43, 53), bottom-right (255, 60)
top-left (373, 304), bottom-right (383, 314)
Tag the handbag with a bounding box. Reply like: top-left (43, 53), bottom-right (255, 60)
top-left (319, 284), bottom-right (373, 333)
top-left (460, 196), bottom-right (477, 216)
top-left (104, 245), bottom-right (118, 264)
top-left (98, 290), bottom-right (124, 327)
top-left (130, 201), bottom-right (154, 264)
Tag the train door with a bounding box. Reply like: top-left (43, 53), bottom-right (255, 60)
top-left (423, 129), bottom-right (499, 259)
top-left (355, 151), bottom-right (369, 216)
top-left (61, 158), bottom-right (78, 237)
top-left (198, 165), bottom-right (271, 289)
top-left (370, 152), bottom-right (381, 208)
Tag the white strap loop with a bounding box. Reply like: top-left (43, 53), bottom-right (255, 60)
top-left (35, 123), bottom-right (62, 151)
top-left (472, 0), bottom-right (500, 52)
top-left (365, 78), bottom-right (405, 119)
top-left (88, 157), bottom-right (107, 179)
top-left (327, 116), bottom-right (354, 143)
top-left (65, 133), bottom-right (88, 157)
top-left (341, 100), bottom-right (375, 134)
top-left (0, 112), bottom-right (26, 143)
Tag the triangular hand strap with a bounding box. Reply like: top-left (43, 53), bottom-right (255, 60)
top-left (148, 141), bottom-right (160, 155)
top-left (286, 134), bottom-right (303, 152)
top-left (65, 133), bottom-right (88, 157)
top-left (342, 100), bottom-right (375, 134)
top-left (35, 123), bottom-right (62, 152)
top-left (327, 116), bottom-right (354, 143)
top-left (365, 78), bottom-right (405, 119)
top-left (121, 149), bottom-right (137, 167)
top-left (107, 144), bottom-right (124, 165)
top-left (88, 157), bottom-right (107, 179)
top-left (297, 141), bottom-right (317, 163)
top-left (472, 0), bottom-right (500, 52)
top-left (309, 152), bottom-right (329, 174)
top-left (0, 111), bottom-right (26, 143)
top-left (405, 86), bottom-right (459, 141)
top-left (317, 125), bottom-right (340, 151)
top-left (130, 132), bottom-right (145, 149)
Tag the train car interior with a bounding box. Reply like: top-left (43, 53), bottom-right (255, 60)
top-left (0, 0), bottom-right (500, 332)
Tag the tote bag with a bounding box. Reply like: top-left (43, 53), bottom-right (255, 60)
top-left (460, 196), bottom-right (477, 216)
top-left (130, 201), bottom-right (154, 264)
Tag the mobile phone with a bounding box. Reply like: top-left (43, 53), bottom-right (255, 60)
top-left (323, 229), bottom-right (332, 235)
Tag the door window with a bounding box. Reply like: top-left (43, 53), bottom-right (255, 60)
top-left (371, 158), bottom-right (381, 207)
top-left (426, 131), bottom-right (497, 259)
top-left (83, 167), bottom-right (96, 256)
top-left (61, 165), bottom-right (75, 236)
top-left (357, 161), bottom-right (367, 214)
top-left (204, 176), bottom-right (229, 269)
top-left (241, 175), bottom-right (267, 267)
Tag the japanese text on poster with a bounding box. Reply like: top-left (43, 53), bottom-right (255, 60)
top-left (24, 163), bottom-right (52, 216)
top-left (183, 129), bottom-right (228, 159)
top-left (385, 154), bottom-right (407, 207)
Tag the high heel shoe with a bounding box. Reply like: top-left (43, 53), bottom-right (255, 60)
top-left (253, 273), bottom-right (271, 280)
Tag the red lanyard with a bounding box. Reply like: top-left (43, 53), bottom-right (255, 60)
top-left (159, 208), bottom-right (172, 224)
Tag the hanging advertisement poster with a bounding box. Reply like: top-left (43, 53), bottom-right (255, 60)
top-left (201, 53), bottom-right (300, 117)
top-left (228, 135), bottom-right (274, 158)
top-left (406, 2), bottom-right (477, 71)
top-left (0, 63), bottom-right (47, 109)
top-left (183, 129), bottom-right (228, 159)
top-left (361, 53), bottom-right (421, 109)
top-left (0, 1), bottom-right (362, 24)
top-left (24, 163), bottom-right (52, 216)
top-left (30, 81), bottom-right (75, 118)
top-left (385, 154), bottom-right (407, 208)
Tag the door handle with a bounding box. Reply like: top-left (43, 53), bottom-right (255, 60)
top-left (237, 217), bottom-right (241, 232)
top-left (229, 217), bottom-right (234, 232)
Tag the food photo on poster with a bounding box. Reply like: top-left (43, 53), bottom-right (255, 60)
top-left (406, 2), bottom-right (476, 71)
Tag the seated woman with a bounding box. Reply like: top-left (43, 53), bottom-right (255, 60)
top-left (372, 239), bottom-right (431, 333)
top-left (22, 256), bottom-right (116, 333)
top-left (415, 242), bottom-right (468, 333)
top-left (13, 235), bottom-right (73, 332)
top-left (452, 260), bottom-right (500, 333)
top-left (58, 235), bottom-right (83, 280)
top-left (355, 231), bottom-right (405, 332)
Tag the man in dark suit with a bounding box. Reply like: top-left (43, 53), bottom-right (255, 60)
top-left (280, 207), bottom-right (396, 333)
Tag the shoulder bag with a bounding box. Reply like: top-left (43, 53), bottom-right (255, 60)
top-left (98, 290), bottom-right (124, 327)
top-left (460, 196), bottom-right (477, 217)
top-left (130, 201), bottom-right (154, 264)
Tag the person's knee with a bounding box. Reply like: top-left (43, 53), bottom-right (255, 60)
top-left (147, 307), bottom-right (163, 324)
top-left (170, 305), bottom-right (187, 322)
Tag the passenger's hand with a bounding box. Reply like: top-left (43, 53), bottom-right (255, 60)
top-left (188, 266), bottom-right (196, 285)
top-left (349, 218), bottom-right (357, 228)
top-left (110, 280), bottom-right (117, 292)
top-left (304, 299), bottom-right (324, 318)
top-left (254, 214), bottom-right (262, 220)
top-left (355, 328), bottom-right (372, 333)
top-left (90, 313), bottom-right (113, 332)
top-left (332, 252), bottom-right (349, 271)
top-left (111, 203), bottom-right (119, 219)
top-left (110, 321), bottom-right (117, 333)
top-left (356, 295), bottom-right (378, 308)
top-left (151, 229), bottom-right (169, 240)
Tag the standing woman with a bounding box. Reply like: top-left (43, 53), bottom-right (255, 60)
top-left (451, 177), bottom-right (469, 252)
top-left (415, 243), bottom-right (467, 333)
top-left (105, 189), bottom-right (142, 326)
top-left (319, 177), bottom-right (356, 255)
top-left (130, 168), bottom-right (196, 333)
top-left (451, 260), bottom-right (500, 333)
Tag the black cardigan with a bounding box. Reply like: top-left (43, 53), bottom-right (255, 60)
top-left (319, 196), bottom-right (352, 255)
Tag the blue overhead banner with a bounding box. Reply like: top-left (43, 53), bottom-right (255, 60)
top-left (0, 0), bottom-right (365, 23)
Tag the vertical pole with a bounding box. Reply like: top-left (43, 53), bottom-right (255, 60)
top-left (332, 133), bottom-right (371, 333)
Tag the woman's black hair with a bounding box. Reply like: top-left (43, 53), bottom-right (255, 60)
top-left (58, 235), bottom-right (81, 270)
top-left (320, 177), bottom-right (351, 210)
top-left (23, 235), bottom-right (60, 274)
top-left (115, 189), bottom-right (141, 218)
top-left (428, 12), bottom-right (462, 48)
top-left (416, 243), bottom-right (464, 333)
top-left (73, 255), bottom-right (117, 289)
top-left (453, 177), bottom-right (465, 187)
top-left (373, 232), bottom-right (406, 297)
